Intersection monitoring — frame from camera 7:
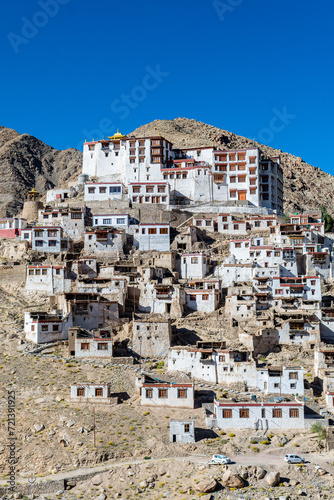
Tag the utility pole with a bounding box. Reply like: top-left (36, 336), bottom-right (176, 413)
top-left (93, 407), bottom-right (96, 447)
top-left (28, 477), bottom-right (36, 500)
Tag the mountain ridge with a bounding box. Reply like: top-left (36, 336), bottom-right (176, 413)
top-left (0, 118), bottom-right (333, 216)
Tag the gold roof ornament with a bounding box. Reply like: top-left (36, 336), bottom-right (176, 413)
top-left (108, 129), bottom-right (127, 140)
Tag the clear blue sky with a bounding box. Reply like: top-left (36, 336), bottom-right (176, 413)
top-left (1, 0), bottom-right (333, 174)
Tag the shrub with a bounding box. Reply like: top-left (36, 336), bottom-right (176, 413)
top-left (293, 443), bottom-right (299, 447)
top-left (251, 446), bottom-right (260, 453)
top-left (220, 431), bottom-right (226, 435)
top-left (259, 440), bottom-right (270, 445)
top-left (268, 433), bottom-right (274, 438)
top-left (311, 422), bottom-right (326, 442)
top-left (278, 443), bottom-right (284, 447)
top-left (228, 433), bottom-right (235, 437)
top-left (250, 439), bottom-right (257, 444)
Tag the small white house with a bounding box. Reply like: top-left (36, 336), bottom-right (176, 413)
top-left (180, 253), bottom-right (210, 279)
top-left (84, 182), bottom-right (124, 201)
top-left (70, 383), bottom-right (113, 404)
top-left (92, 213), bottom-right (131, 230)
top-left (74, 335), bottom-right (113, 359)
top-left (139, 380), bottom-right (194, 409)
top-left (24, 311), bottom-right (65, 344)
top-left (185, 289), bottom-right (219, 312)
top-left (256, 366), bottom-right (304, 395)
top-left (217, 214), bottom-right (249, 234)
top-left (170, 420), bottom-right (195, 443)
top-left (193, 216), bottom-right (216, 232)
top-left (135, 223), bottom-right (170, 252)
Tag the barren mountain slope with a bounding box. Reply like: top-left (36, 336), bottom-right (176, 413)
top-left (0, 126), bottom-right (82, 216)
top-left (130, 118), bottom-right (333, 214)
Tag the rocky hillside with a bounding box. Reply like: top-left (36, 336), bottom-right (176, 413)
top-left (0, 126), bottom-right (82, 216)
top-left (131, 118), bottom-right (334, 215)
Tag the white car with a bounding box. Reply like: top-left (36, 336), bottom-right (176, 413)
top-left (211, 454), bottom-right (231, 464)
top-left (284, 454), bottom-right (305, 464)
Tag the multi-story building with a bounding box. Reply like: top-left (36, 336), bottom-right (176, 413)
top-left (134, 223), bottom-right (170, 252)
top-left (21, 226), bottom-right (69, 253)
top-left (0, 217), bottom-right (27, 238)
top-left (129, 182), bottom-right (170, 205)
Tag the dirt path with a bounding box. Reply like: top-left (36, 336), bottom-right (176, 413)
top-left (2, 451), bottom-right (333, 486)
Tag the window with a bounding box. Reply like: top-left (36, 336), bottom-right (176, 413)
top-left (239, 409), bottom-right (249, 418)
top-left (35, 240), bottom-right (43, 247)
top-left (160, 228), bottom-right (168, 234)
top-left (77, 388), bottom-right (85, 397)
top-left (48, 240), bottom-right (57, 246)
top-left (146, 186), bottom-right (154, 193)
top-left (41, 325), bottom-right (48, 332)
top-left (148, 228), bottom-right (157, 234)
top-left (133, 187), bottom-right (140, 193)
top-left (261, 408), bottom-right (266, 418)
top-left (202, 294), bottom-right (209, 301)
top-left (235, 243), bottom-right (241, 248)
top-left (230, 176), bottom-right (236, 183)
top-left (130, 158), bottom-right (135, 164)
top-left (81, 343), bottom-right (90, 350)
top-left (97, 343), bottom-right (108, 350)
top-left (233, 224), bottom-right (239, 230)
top-left (250, 188), bottom-right (257, 195)
top-left (110, 186), bottom-right (121, 193)
top-left (99, 187), bottom-right (107, 194)
top-left (95, 388), bottom-right (103, 397)
top-left (177, 389), bottom-right (187, 398)
top-left (238, 175), bottom-right (246, 182)
top-left (230, 190), bottom-right (236, 198)
top-left (273, 409), bottom-right (282, 418)
top-left (158, 389), bottom-right (167, 398)
top-left (184, 423), bottom-right (190, 433)
top-left (249, 156), bottom-right (256, 164)
top-left (71, 212), bottom-right (82, 220)
top-left (289, 408), bottom-right (299, 418)
top-left (141, 228), bottom-right (145, 234)
top-left (219, 355), bottom-right (225, 362)
top-left (88, 187), bottom-right (95, 194)
top-left (28, 269), bottom-right (34, 275)
top-left (102, 219), bottom-right (112, 225)
top-left (52, 324), bottom-right (59, 332)
top-left (223, 409), bottom-right (232, 418)
top-left (289, 372), bottom-right (298, 380)
top-left (290, 383), bottom-right (296, 389)
top-left (191, 257), bottom-right (198, 264)
top-left (146, 388), bottom-right (153, 398)
top-left (23, 233), bottom-right (29, 239)
top-left (117, 218), bottom-right (125, 224)
top-left (189, 295), bottom-right (196, 301)
top-left (274, 383), bottom-right (279, 388)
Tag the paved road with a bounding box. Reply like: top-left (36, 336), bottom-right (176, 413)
top-left (1, 452), bottom-right (333, 486)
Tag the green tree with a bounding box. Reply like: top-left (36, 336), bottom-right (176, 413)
top-left (320, 206), bottom-right (333, 232)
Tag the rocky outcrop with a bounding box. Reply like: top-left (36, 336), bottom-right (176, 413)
top-left (0, 126), bottom-right (82, 216)
top-left (222, 470), bottom-right (245, 488)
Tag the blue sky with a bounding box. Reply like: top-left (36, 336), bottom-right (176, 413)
top-left (0, 0), bottom-right (333, 174)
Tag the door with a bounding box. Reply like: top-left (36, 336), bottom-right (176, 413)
top-left (238, 191), bottom-right (246, 201)
top-left (172, 435), bottom-right (176, 443)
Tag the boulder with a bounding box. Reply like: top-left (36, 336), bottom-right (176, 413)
top-left (256, 467), bottom-right (266, 479)
top-left (91, 474), bottom-right (103, 486)
top-left (96, 495), bottom-right (106, 500)
top-left (222, 471), bottom-right (245, 489)
top-left (33, 424), bottom-right (45, 433)
top-left (193, 477), bottom-right (217, 493)
top-left (266, 471), bottom-right (280, 487)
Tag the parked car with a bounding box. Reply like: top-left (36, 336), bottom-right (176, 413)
top-left (284, 454), bottom-right (305, 464)
top-left (211, 454), bottom-right (231, 464)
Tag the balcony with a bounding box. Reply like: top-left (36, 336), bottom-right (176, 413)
top-left (155, 293), bottom-right (171, 300)
top-left (200, 358), bottom-right (215, 365)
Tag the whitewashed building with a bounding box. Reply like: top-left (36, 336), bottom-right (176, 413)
top-left (84, 182), bottom-right (124, 202)
top-left (70, 383), bottom-right (112, 403)
top-left (0, 217), bottom-right (27, 238)
top-left (129, 182), bottom-right (170, 205)
top-left (21, 226), bottom-right (69, 253)
top-left (207, 399), bottom-right (305, 430)
top-left (180, 253), bottom-right (211, 279)
top-left (217, 214), bottom-right (249, 234)
top-left (25, 264), bottom-right (72, 295)
top-left (24, 311), bottom-right (65, 344)
top-left (38, 207), bottom-right (86, 241)
top-left (170, 420), bottom-right (195, 443)
top-left (256, 366), bottom-right (304, 395)
top-left (137, 376), bottom-right (194, 409)
top-left (92, 213), bottom-right (131, 230)
top-left (134, 223), bottom-right (170, 252)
